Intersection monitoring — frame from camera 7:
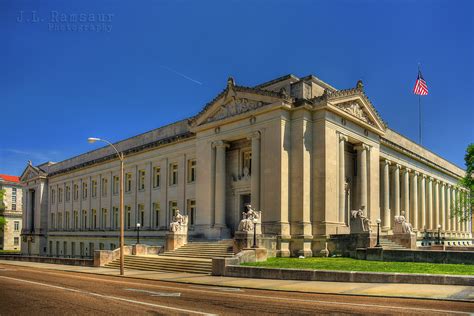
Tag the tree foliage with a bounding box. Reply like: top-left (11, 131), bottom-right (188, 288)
top-left (0, 189), bottom-right (5, 231)
top-left (452, 143), bottom-right (474, 222)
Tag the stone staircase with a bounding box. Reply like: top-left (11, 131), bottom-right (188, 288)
top-left (104, 240), bottom-right (234, 274)
top-left (378, 237), bottom-right (407, 250)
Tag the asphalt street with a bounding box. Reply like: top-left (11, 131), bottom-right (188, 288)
top-left (0, 263), bottom-right (472, 315)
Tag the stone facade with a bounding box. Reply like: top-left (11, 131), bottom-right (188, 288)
top-left (19, 74), bottom-right (472, 258)
top-left (0, 175), bottom-right (23, 251)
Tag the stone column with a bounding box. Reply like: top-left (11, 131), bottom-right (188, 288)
top-left (402, 167), bottom-right (410, 221)
top-left (453, 189), bottom-right (458, 233)
top-left (382, 159), bottom-right (391, 230)
top-left (446, 185), bottom-right (451, 232)
top-left (434, 180), bottom-right (440, 229)
top-left (392, 164), bottom-right (401, 217)
top-left (410, 171), bottom-right (418, 231)
top-left (427, 177), bottom-right (433, 230)
top-left (452, 187), bottom-right (457, 233)
top-left (213, 140), bottom-right (229, 227)
top-left (355, 144), bottom-right (369, 209)
top-left (339, 134), bottom-right (348, 223)
top-left (249, 131), bottom-right (261, 211)
top-left (440, 183), bottom-right (445, 231)
top-left (420, 175), bottom-right (426, 230)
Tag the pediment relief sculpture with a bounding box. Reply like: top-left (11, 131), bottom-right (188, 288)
top-left (335, 101), bottom-right (375, 127)
top-left (206, 98), bottom-right (267, 123)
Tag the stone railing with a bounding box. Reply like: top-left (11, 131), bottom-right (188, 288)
top-left (93, 244), bottom-right (163, 267)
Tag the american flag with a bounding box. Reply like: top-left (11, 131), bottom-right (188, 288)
top-left (413, 70), bottom-right (429, 95)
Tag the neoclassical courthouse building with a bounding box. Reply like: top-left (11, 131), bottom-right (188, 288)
top-left (20, 74), bottom-right (471, 257)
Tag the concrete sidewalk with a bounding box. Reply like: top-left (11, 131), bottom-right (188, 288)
top-left (1, 260), bottom-right (474, 302)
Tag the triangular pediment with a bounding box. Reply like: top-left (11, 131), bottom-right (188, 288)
top-left (327, 93), bottom-right (386, 133)
top-left (20, 163), bottom-right (45, 182)
top-left (193, 78), bottom-right (287, 127)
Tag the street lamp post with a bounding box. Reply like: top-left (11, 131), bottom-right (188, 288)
top-left (136, 223), bottom-right (141, 244)
top-left (88, 137), bottom-right (125, 276)
top-left (252, 218), bottom-right (258, 248)
top-left (375, 219), bottom-right (382, 248)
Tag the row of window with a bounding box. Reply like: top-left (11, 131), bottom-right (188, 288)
top-left (48, 240), bottom-right (117, 258)
top-left (50, 160), bottom-right (197, 205)
top-left (50, 199), bottom-right (196, 230)
top-left (11, 187), bottom-right (17, 211)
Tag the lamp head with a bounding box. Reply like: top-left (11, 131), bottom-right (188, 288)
top-left (437, 224), bottom-right (441, 229)
top-left (137, 223), bottom-right (141, 228)
top-left (376, 219), bottom-right (381, 224)
top-left (88, 137), bottom-right (101, 144)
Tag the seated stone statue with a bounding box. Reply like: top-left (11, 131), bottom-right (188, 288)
top-left (350, 206), bottom-right (371, 233)
top-left (169, 209), bottom-right (188, 233)
top-left (237, 204), bottom-right (261, 232)
top-left (393, 211), bottom-right (413, 234)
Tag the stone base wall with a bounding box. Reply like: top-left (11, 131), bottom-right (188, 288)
top-left (356, 248), bottom-right (474, 264)
top-left (0, 255), bottom-right (93, 266)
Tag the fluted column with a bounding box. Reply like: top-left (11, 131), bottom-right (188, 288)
top-left (410, 171), bottom-right (418, 231)
top-left (462, 190), bottom-right (468, 233)
top-left (434, 180), bottom-right (440, 229)
top-left (339, 135), bottom-right (348, 223)
top-left (249, 131), bottom-right (261, 211)
top-left (392, 164), bottom-right (401, 217)
top-left (382, 159), bottom-right (391, 230)
top-left (420, 175), bottom-right (426, 230)
top-left (427, 177), bottom-right (433, 230)
top-left (452, 187), bottom-right (457, 233)
top-left (213, 140), bottom-right (229, 227)
top-left (355, 144), bottom-right (369, 209)
top-left (446, 185), bottom-right (451, 232)
top-left (440, 183), bottom-right (445, 230)
top-left (402, 168), bottom-right (410, 221)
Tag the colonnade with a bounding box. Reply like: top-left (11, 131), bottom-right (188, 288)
top-left (380, 159), bottom-right (471, 236)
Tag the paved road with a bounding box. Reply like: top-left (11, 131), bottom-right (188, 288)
top-left (0, 263), bottom-right (472, 315)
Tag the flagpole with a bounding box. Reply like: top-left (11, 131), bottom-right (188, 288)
top-left (419, 94), bottom-right (422, 145)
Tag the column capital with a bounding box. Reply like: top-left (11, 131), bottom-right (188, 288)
top-left (435, 179), bottom-right (441, 184)
top-left (391, 163), bottom-right (401, 170)
top-left (339, 134), bottom-right (348, 142)
top-left (354, 143), bottom-right (370, 151)
top-left (421, 174), bottom-right (427, 179)
top-left (382, 159), bottom-right (391, 166)
top-left (413, 171), bottom-right (420, 176)
top-left (212, 140), bottom-right (229, 149)
top-left (402, 167), bottom-right (411, 173)
top-left (441, 182), bottom-right (446, 188)
top-left (247, 131), bottom-right (261, 140)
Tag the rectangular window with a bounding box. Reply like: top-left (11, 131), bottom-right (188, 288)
top-left (82, 210), bottom-right (88, 230)
top-left (138, 204), bottom-right (145, 226)
top-left (170, 163), bottom-right (178, 186)
top-left (92, 180), bottom-right (97, 198)
top-left (71, 242), bottom-right (76, 257)
top-left (242, 150), bottom-right (252, 175)
top-left (12, 204), bottom-right (16, 211)
top-left (101, 178), bottom-right (108, 196)
top-left (125, 173), bottom-right (132, 192)
top-left (14, 221), bottom-right (19, 231)
top-left (65, 212), bottom-right (70, 230)
top-left (14, 237), bottom-right (19, 246)
top-left (66, 186), bottom-right (71, 201)
top-left (63, 241), bottom-right (67, 257)
top-left (153, 202), bottom-right (160, 228)
top-left (187, 199), bottom-right (196, 226)
top-left (58, 212), bottom-right (63, 230)
top-left (113, 207), bottom-right (119, 229)
top-left (92, 209), bottom-right (97, 229)
top-left (12, 195), bottom-right (17, 203)
top-left (58, 187), bottom-right (63, 203)
top-left (99, 243), bottom-right (104, 250)
top-left (12, 187), bottom-right (17, 194)
top-left (74, 184), bottom-right (79, 200)
top-left (188, 160), bottom-right (196, 183)
top-left (51, 189), bottom-right (56, 204)
top-left (169, 201), bottom-right (178, 221)
top-left (153, 167), bottom-right (161, 188)
top-left (101, 208), bottom-right (108, 229)
top-left (110, 243), bottom-right (116, 250)
top-left (138, 170), bottom-right (145, 191)
top-left (113, 176), bottom-right (119, 195)
top-left (126, 206), bottom-right (131, 228)
top-left (82, 182), bottom-right (88, 199)
top-left (51, 213), bottom-right (55, 229)
top-left (74, 211), bottom-right (79, 229)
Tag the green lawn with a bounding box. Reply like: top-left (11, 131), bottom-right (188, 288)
top-left (0, 250), bottom-right (20, 254)
top-left (241, 257), bottom-right (474, 276)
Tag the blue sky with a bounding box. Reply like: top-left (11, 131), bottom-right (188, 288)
top-left (1, 0), bottom-right (473, 176)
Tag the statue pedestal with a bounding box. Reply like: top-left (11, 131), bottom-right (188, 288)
top-left (165, 232), bottom-right (187, 251)
top-left (387, 233), bottom-right (417, 249)
top-left (233, 231), bottom-right (259, 254)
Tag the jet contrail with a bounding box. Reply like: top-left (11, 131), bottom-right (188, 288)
top-left (159, 65), bottom-right (203, 85)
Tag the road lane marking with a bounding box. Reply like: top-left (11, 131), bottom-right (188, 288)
top-left (190, 285), bottom-right (242, 292)
top-left (0, 276), bottom-right (214, 316)
top-left (125, 288), bottom-right (181, 297)
top-left (3, 267), bottom-right (471, 314)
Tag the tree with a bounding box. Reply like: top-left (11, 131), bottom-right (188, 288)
top-left (0, 189), bottom-right (5, 231)
top-left (452, 143), bottom-right (474, 222)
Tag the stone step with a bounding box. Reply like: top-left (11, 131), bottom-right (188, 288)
top-left (104, 255), bottom-right (212, 274)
